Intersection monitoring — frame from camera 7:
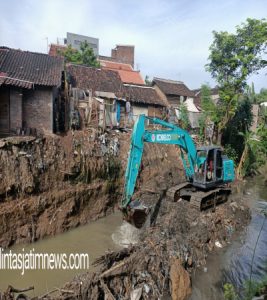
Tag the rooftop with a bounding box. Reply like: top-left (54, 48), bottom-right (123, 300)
top-left (153, 77), bottom-right (195, 97)
top-left (0, 47), bottom-right (64, 89)
top-left (66, 63), bottom-right (124, 95)
top-left (123, 84), bottom-right (167, 107)
top-left (100, 59), bottom-right (144, 85)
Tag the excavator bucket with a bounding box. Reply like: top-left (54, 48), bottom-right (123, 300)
top-left (124, 200), bottom-right (149, 229)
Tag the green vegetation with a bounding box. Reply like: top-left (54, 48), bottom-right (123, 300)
top-left (256, 88), bottom-right (267, 103)
top-left (220, 91), bottom-right (267, 178)
top-left (205, 18), bottom-right (267, 177)
top-left (206, 18), bottom-right (267, 144)
top-left (179, 103), bottom-right (190, 130)
top-left (199, 84), bottom-right (217, 142)
top-left (59, 41), bottom-right (100, 67)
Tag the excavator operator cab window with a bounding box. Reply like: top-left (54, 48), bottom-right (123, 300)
top-left (206, 149), bottom-right (215, 182)
top-left (195, 150), bottom-right (207, 182)
top-left (216, 150), bottom-right (223, 179)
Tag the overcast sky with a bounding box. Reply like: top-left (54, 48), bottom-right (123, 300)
top-left (1, 0), bottom-right (266, 91)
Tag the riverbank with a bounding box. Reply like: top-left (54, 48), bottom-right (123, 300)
top-left (0, 132), bottom-right (251, 299)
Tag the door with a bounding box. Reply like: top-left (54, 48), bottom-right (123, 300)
top-left (0, 88), bottom-right (10, 132)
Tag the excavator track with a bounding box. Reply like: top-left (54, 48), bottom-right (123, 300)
top-left (167, 183), bottom-right (231, 223)
top-left (166, 182), bottom-right (193, 202)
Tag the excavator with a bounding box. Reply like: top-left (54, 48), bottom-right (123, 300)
top-left (121, 114), bottom-right (235, 228)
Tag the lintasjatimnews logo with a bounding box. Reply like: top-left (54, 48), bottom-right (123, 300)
top-left (0, 248), bottom-right (89, 275)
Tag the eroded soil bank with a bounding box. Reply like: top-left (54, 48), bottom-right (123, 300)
top-left (0, 130), bottom-right (184, 248)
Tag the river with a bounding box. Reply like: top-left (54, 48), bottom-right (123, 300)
top-left (190, 176), bottom-right (267, 300)
top-left (0, 211), bottom-right (123, 297)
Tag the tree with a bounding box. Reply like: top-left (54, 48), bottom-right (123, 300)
top-left (59, 41), bottom-right (100, 67)
top-left (179, 103), bottom-right (190, 129)
top-left (206, 18), bottom-right (267, 143)
top-left (236, 130), bottom-right (254, 179)
top-left (256, 88), bottom-right (267, 103)
top-left (199, 84), bottom-right (217, 140)
top-left (222, 96), bottom-right (253, 162)
top-left (246, 83), bottom-right (257, 104)
top-left (80, 41), bottom-right (100, 67)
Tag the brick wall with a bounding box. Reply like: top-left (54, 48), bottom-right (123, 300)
top-left (10, 89), bottom-right (22, 132)
top-left (111, 45), bottom-right (134, 67)
top-left (23, 87), bottom-right (53, 133)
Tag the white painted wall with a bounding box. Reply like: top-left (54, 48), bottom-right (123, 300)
top-left (132, 105), bottom-right (148, 122)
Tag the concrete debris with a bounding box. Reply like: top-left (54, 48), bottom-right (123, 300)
top-left (130, 287), bottom-right (142, 300)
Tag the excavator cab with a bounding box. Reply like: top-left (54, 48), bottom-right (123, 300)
top-left (193, 146), bottom-right (234, 189)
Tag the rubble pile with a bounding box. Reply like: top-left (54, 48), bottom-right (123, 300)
top-left (53, 190), bottom-right (249, 300)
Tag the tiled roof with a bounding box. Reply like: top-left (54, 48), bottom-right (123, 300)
top-left (0, 47), bottom-right (64, 89)
top-left (100, 59), bottom-right (144, 85)
top-left (123, 84), bottom-right (167, 107)
top-left (153, 77), bottom-right (195, 97)
top-left (100, 60), bottom-right (133, 71)
top-left (66, 63), bottom-right (124, 96)
top-left (118, 70), bottom-right (145, 85)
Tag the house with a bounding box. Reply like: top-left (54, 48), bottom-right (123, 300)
top-left (122, 84), bottom-right (167, 123)
top-left (152, 77), bottom-right (201, 128)
top-left (66, 64), bottom-right (166, 129)
top-left (66, 63), bottom-right (124, 128)
top-left (100, 60), bottom-right (145, 85)
top-left (153, 77), bottom-right (195, 106)
top-left (0, 47), bottom-right (64, 135)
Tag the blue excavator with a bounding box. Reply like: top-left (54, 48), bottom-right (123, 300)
top-left (121, 114), bottom-right (235, 228)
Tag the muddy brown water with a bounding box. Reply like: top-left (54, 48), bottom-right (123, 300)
top-left (0, 211), bottom-right (125, 297)
top-left (190, 177), bottom-right (267, 300)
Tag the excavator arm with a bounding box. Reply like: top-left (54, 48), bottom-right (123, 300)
top-left (122, 114), bottom-right (202, 210)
